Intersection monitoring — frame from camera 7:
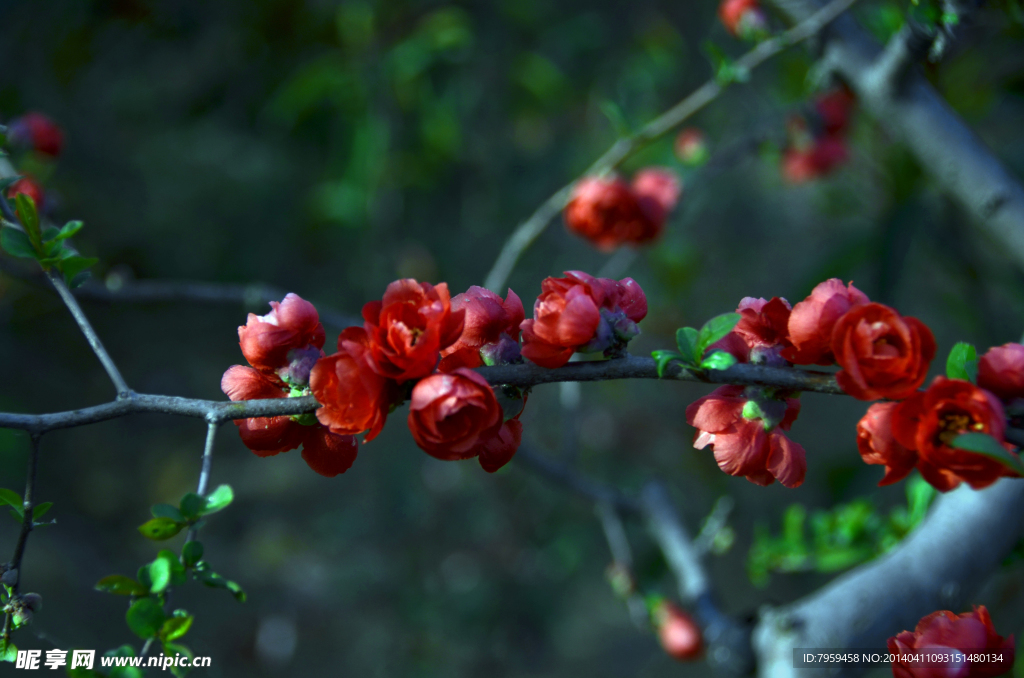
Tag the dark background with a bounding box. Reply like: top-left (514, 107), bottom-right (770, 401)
top-left (1, 0), bottom-right (1023, 676)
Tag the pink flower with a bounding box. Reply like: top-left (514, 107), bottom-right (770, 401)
top-left (238, 293), bottom-right (326, 379)
top-left (783, 278), bottom-right (870, 366)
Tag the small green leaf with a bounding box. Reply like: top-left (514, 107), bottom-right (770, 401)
top-left (0, 639), bottom-right (16, 662)
top-left (701, 350), bottom-right (738, 371)
top-left (162, 642), bottom-right (194, 678)
top-left (0, 227), bottom-right (37, 259)
top-left (94, 575), bottom-right (149, 596)
top-left (697, 313), bottom-right (742, 357)
top-left (160, 615), bottom-right (193, 642)
top-left (151, 504), bottom-right (184, 522)
top-left (59, 255), bottom-right (98, 285)
top-left (32, 502), bottom-right (52, 521)
top-left (49, 220), bottom-right (83, 242)
top-left (182, 541), bottom-right (204, 568)
top-left (14, 193), bottom-right (41, 251)
top-left (138, 517), bottom-right (185, 541)
top-left (651, 350), bottom-right (685, 378)
top-left (193, 563), bottom-right (246, 602)
top-left (945, 342), bottom-right (978, 382)
top-left (148, 557), bottom-right (171, 594)
top-left (179, 493), bottom-right (205, 520)
top-left (0, 488), bottom-right (21, 510)
top-left (675, 327), bottom-right (699, 361)
top-left (950, 433), bottom-right (1024, 474)
top-left (126, 598), bottom-right (166, 639)
top-left (200, 485), bottom-right (234, 515)
top-left (157, 550), bottom-right (187, 586)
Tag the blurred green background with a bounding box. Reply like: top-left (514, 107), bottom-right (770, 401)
top-left (1, 0), bottom-right (1024, 676)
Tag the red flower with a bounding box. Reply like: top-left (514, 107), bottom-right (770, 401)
top-left (652, 601), bottom-right (703, 661)
top-left (407, 368), bottom-right (503, 460)
top-left (891, 377), bottom-right (1018, 491)
top-left (735, 296), bottom-right (793, 351)
top-left (719, 0), bottom-right (766, 37)
top-left (783, 278), bottom-right (870, 366)
top-left (478, 418), bottom-right (523, 473)
top-left (857, 402), bottom-right (917, 486)
top-left (221, 365), bottom-right (358, 477)
top-left (439, 286), bottom-right (523, 371)
top-left (674, 127), bottom-right (709, 165)
top-left (520, 271), bottom-right (647, 369)
top-left (978, 343), bottom-right (1024, 401)
top-left (238, 293), bottom-right (326, 377)
top-left (782, 137), bottom-right (849, 183)
top-left (831, 303), bottom-right (936, 401)
top-left (888, 606), bottom-right (1014, 678)
top-left (815, 88), bottom-right (856, 136)
top-left (563, 170), bottom-right (680, 251)
top-left (686, 385), bottom-right (806, 488)
top-left (310, 327), bottom-right (395, 441)
top-left (362, 279), bottom-right (465, 382)
top-left (8, 112), bottom-right (64, 158)
top-left (7, 177), bottom-right (45, 210)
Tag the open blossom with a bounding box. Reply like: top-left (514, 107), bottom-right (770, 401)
top-left (8, 112), bottom-right (64, 157)
top-left (310, 327), bottom-right (395, 441)
top-left (783, 278), bottom-right (870, 365)
top-left (564, 169), bottom-right (680, 251)
top-left (238, 293), bottom-right (326, 379)
top-left (686, 385), bottom-right (806, 488)
top-left (856, 402), bottom-right (918, 486)
top-left (408, 369), bottom-right (504, 461)
top-left (221, 365), bottom-right (358, 477)
top-left (362, 279), bottom-right (465, 382)
top-left (520, 271), bottom-right (647, 369)
top-left (831, 302), bottom-right (936, 401)
top-left (439, 286), bottom-right (524, 371)
top-left (719, 0), bottom-right (767, 38)
top-left (891, 377), bottom-right (1019, 492)
top-left (709, 296), bottom-right (793, 366)
top-left (888, 606), bottom-right (1014, 678)
top-left (978, 343), bottom-right (1024, 401)
top-left (652, 601), bottom-right (703, 661)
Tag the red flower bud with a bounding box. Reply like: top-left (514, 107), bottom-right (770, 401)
top-left (652, 601), bottom-right (703, 661)
top-left (520, 271), bottom-right (647, 368)
top-left (310, 327), bottom-right (395, 442)
top-left (7, 177), bottom-right (45, 210)
top-left (477, 418), bottom-right (523, 473)
top-left (362, 279), bottom-right (465, 382)
top-left (888, 606), bottom-right (1014, 678)
top-left (408, 368), bottom-right (503, 460)
top-left (831, 303), bottom-right (936, 401)
top-left (439, 286), bottom-right (524, 371)
top-left (686, 385), bottom-right (806, 488)
top-left (783, 278), bottom-right (869, 366)
top-left (891, 377), bottom-right (1019, 492)
top-left (674, 127), bottom-right (709, 165)
top-left (856, 402), bottom-right (917, 486)
top-left (718, 0), bottom-right (767, 38)
top-left (978, 343), bottom-right (1024, 401)
top-left (238, 293), bottom-right (326, 376)
top-left (8, 112), bottom-right (64, 158)
top-left (632, 167), bottom-right (682, 229)
top-left (815, 88), bottom-right (856, 137)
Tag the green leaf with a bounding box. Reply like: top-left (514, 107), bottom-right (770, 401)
top-left (945, 342), bottom-right (978, 382)
top-left (0, 639), bottom-right (16, 662)
top-left (94, 575), bottom-right (149, 596)
top-left (157, 550), bottom-right (187, 586)
top-left (48, 220), bottom-right (83, 242)
top-left (160, 615), bottom-right (193, 642)
top-left (126, 598), bottom-right (166, 639)
top-left (148, 557), bottom-right (171, 594)
top-left (950, 432), bottom-right (1024, 474)
top-left (651, 350), bottom-right (685, 378)
top-left (59, 255), bottom-right (98, 286)
top-left (675, 327), bottom-right (699, 361)
top-left (701, 350), bottom-right (738, 371)
top-left (697, 313), bottom-right (742, 357)
top-left (182, 541), bottom-right (204, 568)
top-left (105, 646), bottom-right (143, 678)
top-left (193, 563), bottom-right (246, 602)
top-left (179, 493), bottom-right (205, 520)
top-left (0, 488), bottom-right (21, 511)
top-left (0, 227), bottom-right (37, 260)
top-left (14, 193), bottom-right (41, 251)
top-left (162, 642), bottom-right (194, 678)
top-left (138, 517), bottom-right (184, 541)
top-left (200, 485), bottom-right (234, 515)
top-left (151, 504), bottom-right (184, 522)
top-left (32, 502), bottom-right (52, 521)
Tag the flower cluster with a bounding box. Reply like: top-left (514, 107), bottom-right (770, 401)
top-left (782, 88), bottom-right (856, 183)
top-left (687, 279), bottom-right (949, 489)
top-left (222, 273), bottom-right (647, 476)
top-left (4, 112), bottom-right (64, 212)
top-left (563, 169), bottom-right (681, 251)
top-left (888, 606), bottom-right (1014, 678)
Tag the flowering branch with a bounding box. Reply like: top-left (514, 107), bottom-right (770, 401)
top-left (752, 479), bottom-right (1024, 678)
top-left (482, 0), bottom-right (862, 293)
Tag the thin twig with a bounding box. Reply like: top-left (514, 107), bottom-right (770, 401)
top-left (185, 422), bottom-right (219, 544)
top-left (45, 270), bottom-right (130, 398)
top-left (595, 501), bottom-right (649, 629)
top-left (2, 435), bottom-right (41, 646)
top-left (482, 0), bottom-right (862, 293)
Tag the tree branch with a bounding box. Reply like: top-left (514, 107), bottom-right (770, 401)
top-left (185, 422), bottom-right (219, 544)
top-left (2, 435), bottom-right (42, 646)
top-left (768, 0), bottom-right (1024, 271)
top-left (752, 478), bottom-right (1024, 678)
top-left (482, 0), bottom-right (862, 293)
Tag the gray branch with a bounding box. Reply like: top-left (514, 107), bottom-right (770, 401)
top-left (753, 478), bottom-right (1024, 678)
